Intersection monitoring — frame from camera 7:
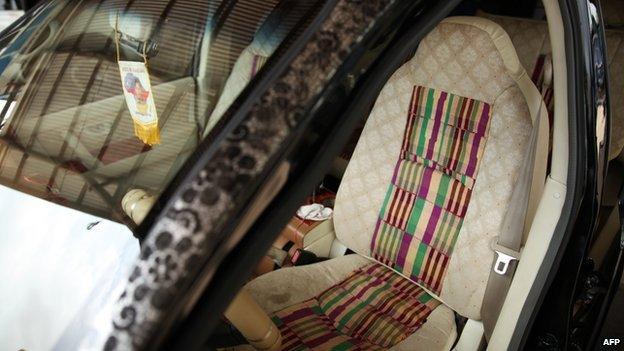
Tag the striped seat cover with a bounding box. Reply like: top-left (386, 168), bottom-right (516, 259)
top-left (269, 86), bottom-right (492, 349)
top-left (272, 263), bottom-right (440, 350)
top-left (371, 86), bottom-right (491, 294)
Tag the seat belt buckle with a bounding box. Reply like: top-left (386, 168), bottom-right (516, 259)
top-left (493, 251), bottom-right (517, 275)
top-left (491, 237), bottom-right (520, 275)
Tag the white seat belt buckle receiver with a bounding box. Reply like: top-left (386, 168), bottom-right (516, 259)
top-left (493, 251), bottom-right (517, 275)
top-left (490, 236), bottom-right (521, 275)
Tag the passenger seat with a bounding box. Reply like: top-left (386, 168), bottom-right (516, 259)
top-left (483, 11), bottom-right (624, 161)
top-left (234, 17), bottom-right (547, 350)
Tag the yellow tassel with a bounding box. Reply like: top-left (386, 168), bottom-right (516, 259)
top-left (133, 121), bottom-right (160, 146)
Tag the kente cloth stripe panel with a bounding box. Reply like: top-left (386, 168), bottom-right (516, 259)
top-left (271, 263), bottom-right (440, 350)
top-left (371, 85), bottom-right (492, 295)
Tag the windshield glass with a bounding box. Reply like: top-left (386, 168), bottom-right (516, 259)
top-left (0, 1), bottom-right (324, 350)
top-left (0, 0), bottom-right (316, 228)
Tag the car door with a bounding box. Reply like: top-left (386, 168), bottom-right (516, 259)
top-left (521, 0), bottom-right (614, 350)
top-left (102, 0), bottom-right (468, 350)
top-left (0, 0), bottom-right (404, 349)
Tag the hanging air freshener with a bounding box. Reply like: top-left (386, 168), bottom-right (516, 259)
top-left (115, 13), bottom-right (160, 146)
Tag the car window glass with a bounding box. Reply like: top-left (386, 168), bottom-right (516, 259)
top-left (0, 1), bottom-right (325, 349)
top-left (0, 0), bottom-right (318, 228)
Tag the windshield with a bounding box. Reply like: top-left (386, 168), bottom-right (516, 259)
top-left (0, 1), bottom-right (324, 350)
top-left (0, 0), bottom-right (315, 228)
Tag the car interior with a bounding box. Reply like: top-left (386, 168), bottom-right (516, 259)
top-left (0, 0), bottom-right (621, 349)
top-left (207, 0), bottom-right (624, 350)
top-left (219, 14), bottom-right (548, 351)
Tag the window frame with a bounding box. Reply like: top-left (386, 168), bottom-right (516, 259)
top-left (517, 0), bottom-right (610, 349)
top-left (162, 0), bottom-right (464, 349)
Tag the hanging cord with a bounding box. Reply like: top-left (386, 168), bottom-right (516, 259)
top-left (142, 36), bottom-right (148, 67)
top-left (115, 12), bottom-right (121, 62)
top-left (114, 12), bottom-right (148, 65)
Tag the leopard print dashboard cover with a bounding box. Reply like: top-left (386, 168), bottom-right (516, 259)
top-left (104, 0), bottom-right (395, 349)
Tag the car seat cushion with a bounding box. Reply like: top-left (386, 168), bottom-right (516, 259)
top-left (271, 262), bottom-right (440, 350)
top-left (244, 254), bottom-right (455, 351)
top-left (247, 254), bottom-right (373, 314)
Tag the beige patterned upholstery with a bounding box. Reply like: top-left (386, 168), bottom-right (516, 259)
top-left (483, 12), bottom-right (624, 161)
top-left (479, 13), bottom-right (551, 74)
top-left (205, 38), bottom-right (277, 135)
top-left (243, 16), bottom-right (541, 348)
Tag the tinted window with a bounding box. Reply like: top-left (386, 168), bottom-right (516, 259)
top-left (0, 1), bottom-right (324, 349)
top-left (0, 0), bottom-right (316, 227)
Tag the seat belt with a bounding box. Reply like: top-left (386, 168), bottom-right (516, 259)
top-left (481, 100), bottom-right (549, 340)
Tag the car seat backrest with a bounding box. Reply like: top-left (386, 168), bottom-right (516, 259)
top-left (333, 17), bottom-right (542, 320)
top-left (484, 12), bottom-right (624, 161)
top-left (206, 0), bottom-right (316, 134)
top-left (479, 13), bottom-right (551, 74)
